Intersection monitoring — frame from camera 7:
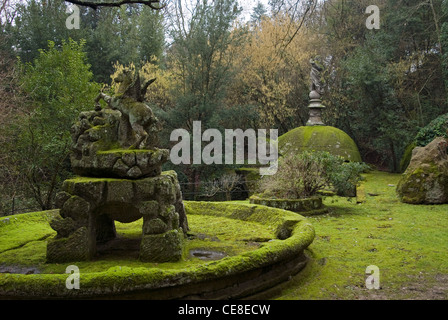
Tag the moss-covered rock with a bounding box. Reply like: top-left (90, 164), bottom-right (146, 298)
top-left (278, 126), bottom-right (362, 162)
top-left (397, 137), bottom-right (448, 204)
top-left (140, 228), bottom-right (184, 262)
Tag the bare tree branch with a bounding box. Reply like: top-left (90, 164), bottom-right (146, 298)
top-left (64, 0), bottom-right (165, 10)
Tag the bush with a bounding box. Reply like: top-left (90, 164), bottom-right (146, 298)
top-left (327, 159), bottom-right (370, 197)
top-left (414, 113), bottom-right (448, 147)
top-left (259, 151), bottom-right (369, 199)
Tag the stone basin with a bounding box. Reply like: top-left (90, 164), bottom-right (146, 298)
top-left (0, 201), bottom-right (315, 299)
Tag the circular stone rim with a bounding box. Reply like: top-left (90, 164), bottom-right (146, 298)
top-left (249, 196), bottom-right (329, 216)
top-left (0, 202), bottom-right (315, 300)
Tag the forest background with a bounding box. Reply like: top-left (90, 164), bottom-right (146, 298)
top-left (0, 0), bottom-right (447, 214)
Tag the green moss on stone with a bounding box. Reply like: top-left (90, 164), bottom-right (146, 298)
top-left (397, 162), bottom-right (448, 204)
top-left (0, 202), bottom-right (315, 298)
top-left (278, 126), bottom-right (362, 162)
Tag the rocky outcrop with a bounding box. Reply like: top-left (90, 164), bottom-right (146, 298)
top-left (397, 137), bottom-right (448, 204)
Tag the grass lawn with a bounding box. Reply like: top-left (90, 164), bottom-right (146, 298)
top-left (276, 171), bottom-right (448, 300)
top-left (0, 171), bottom-right (446, 300)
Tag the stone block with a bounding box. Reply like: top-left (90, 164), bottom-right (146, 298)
top-left (106, 180), bottom-right (134, 203)
top-left (46, 227), bottom-right (93, 263)
top-left (60, 196), bottom-right (90, 223)
top-left (139, 229), bottom-right (184, 262)
top-left (397, 137), bottom-right (448, 204)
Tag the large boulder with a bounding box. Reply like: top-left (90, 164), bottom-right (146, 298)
top-left (397, 137), bottom-right (448, 204)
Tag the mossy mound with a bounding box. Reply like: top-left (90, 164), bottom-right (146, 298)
top-left (0, 202), bottom-right (315, 299)
top-left (278, 126), bottom-right (362, 162)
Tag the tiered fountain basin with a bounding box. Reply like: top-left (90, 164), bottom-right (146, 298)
top-left (0, 201), bottom-right (315, 299)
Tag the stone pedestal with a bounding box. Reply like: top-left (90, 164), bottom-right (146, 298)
top-left (306, 91), bottom-right (325, 126)
top-left (71, 148), bottom-right (169, 179)
top-left (47, 171), bottom-right (187, 263)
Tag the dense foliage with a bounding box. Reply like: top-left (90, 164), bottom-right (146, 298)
top-left (414, 113), bottom-right (448, 146)
top-left (1, 39), bottom-right (100, 212)
top-left (0, 0), bottom-right (447, 211)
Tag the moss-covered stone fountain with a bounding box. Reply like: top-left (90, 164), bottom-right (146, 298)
top-left (46, 68), bottom-right (187, 264)
top-left (0, 69), bottom-right (315, 299)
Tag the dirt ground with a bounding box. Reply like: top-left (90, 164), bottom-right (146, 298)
top-left (354, 273), bottom-right (448, 300)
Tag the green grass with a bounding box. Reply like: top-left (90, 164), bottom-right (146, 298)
top-left (1, 171), bottom-right (447, 299)
top-left (276, 171), bottom-right (448, 299)
top-left (0, 211), bottom-right (276, 275)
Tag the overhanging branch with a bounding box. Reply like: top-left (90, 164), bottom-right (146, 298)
top-left (64, 0), bottom-right (165, 10)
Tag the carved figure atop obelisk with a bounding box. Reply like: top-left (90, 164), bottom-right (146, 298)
top-left (306, 56), bottom-right (325, 126)
top-left (309, 56), bottom-right (324, 97)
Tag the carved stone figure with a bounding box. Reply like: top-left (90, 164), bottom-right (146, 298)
top-left (309, 57), bottom-right (324, 97)
top-left (306, 57), bottom-right (326, 126)
top-left (95, 69), bottom-right (159, 149)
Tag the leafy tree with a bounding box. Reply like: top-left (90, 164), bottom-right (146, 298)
top-left (12, 0), bottom-right (84, 63)
top-left (0, 3), bottom-right (29, 214)
top-left (83, 7), bottom-right (123, 83)
top-left (137, 5), bottom-right (165, 63)
top-left (8, 39), bottom-right (100, 210)
top-left (230, 13), bottom-right (321, 133)
top-left (160, 0), bottom-right (252, 198)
